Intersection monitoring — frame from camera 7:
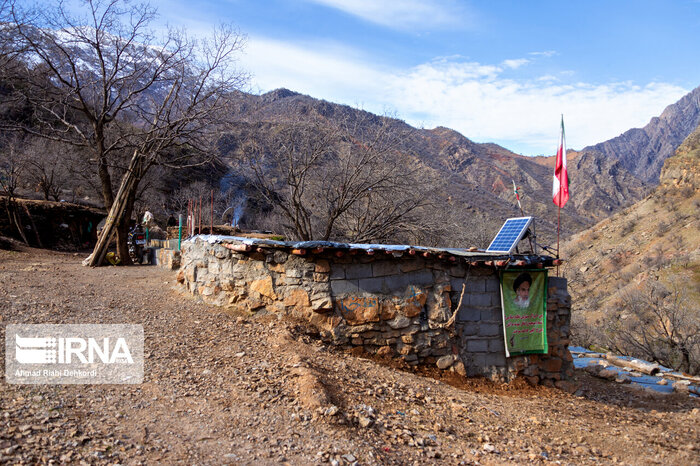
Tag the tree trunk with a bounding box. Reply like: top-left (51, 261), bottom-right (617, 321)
top-left (84, 150), bottom-right (142, 267)
top-left (98, 159), bottom-right (114, 210)
top-left (22, 204), bottom-right (43, 248)
top-left (604, 355), bottom-right (661, 375)
top-left (116, 187), bottom-right (138, 265)
top-left (4, 199), bottom-right (29, 245)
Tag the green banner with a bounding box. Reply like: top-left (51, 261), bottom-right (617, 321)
top-left (500, 270), bottom-right (548, 356)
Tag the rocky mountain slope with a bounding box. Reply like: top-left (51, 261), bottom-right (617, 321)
top-left (224, 89), bottom-right (659, 244)
top-left (562, 122), bottom-right (700, 328)
top-left (4, 19), bottom-right (699, 245)
top-left (582, 85), bottom-right (700, 184)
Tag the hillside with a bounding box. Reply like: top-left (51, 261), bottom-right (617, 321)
top-left (222, 89), bottom-right (658, 245)
top-left (3, 22), bottom-right (699, 248)
top-left (562, 123), bottom-right (700, 348)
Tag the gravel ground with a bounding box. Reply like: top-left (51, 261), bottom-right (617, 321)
top-left (1, 246), bottom-right (698, 465)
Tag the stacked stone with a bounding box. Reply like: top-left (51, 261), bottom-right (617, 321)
top-left (156, 248), bottom-right (181, 270)
top-left (178, 238), bottom-right (573, 386)
top-left (178, 240), bottom-right (461, 367)
top-left (532, 277), bottom-right (574, 387)
top-left (328, 257), bottom-right (457, 367)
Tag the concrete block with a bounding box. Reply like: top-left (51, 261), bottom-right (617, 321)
top-left (469, 292), bottom-right (492, 308)
top-left (329, 266), bottom-right (345, 280)
top-left (481, 307), bottom-right (501, 321)
top-left (459, 323), bottom-right (478, 336)
top-left (450, 278), bottom-right (466, 296)
top-left (384, 273), bottom-right (410, 291)
top-left (469, 353), bottom-right (487, 370)
top-left (479, 323), bottom-right (501, 336)
top-left (485, 353), bottom-right (507, 367)
top-left (399, 259), bottom-right (424, 273)
top-left (345, 263), bottom-right (373, 280)
top-left (358, 278), bottom-right (387, 294)
top-left (466, 339), bottom-right (488, 352)
top-left (485, 277), bottom-right (500, 292)
top-left (468, 278), bottom-right (486, 293)
top-left (330, 279), bottom-right (359, 295)
top-left (488, 338), bottom-right (505, 352)
top-left (372, 261), bottom-right (400, 277)
top-left (549, 276), bottom-right (567, 289)
top-left (458, 306), bottom-right (481, 322)
top-left (405, 269), bottom-right (434, 286)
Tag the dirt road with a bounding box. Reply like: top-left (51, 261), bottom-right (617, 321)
top-left (1, 246), bottom-right (698, 464)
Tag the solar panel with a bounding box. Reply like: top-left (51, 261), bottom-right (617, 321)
top-left (486, 217), bottom-right (533, 254)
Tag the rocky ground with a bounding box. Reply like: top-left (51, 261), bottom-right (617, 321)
top-left (1, 245), bottom-right (698, 465)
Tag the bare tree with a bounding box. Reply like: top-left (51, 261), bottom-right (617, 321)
top-left (0, 136), bottom-right (25, 198)
top-left (0, 135), bottom-right (29, 243)
top-left (0, 0), bottom-right (21, 69)
top-left (86, 21), bottom-right (247, 265)
top-left (242, 117), bottom-right (339, 241)
top-left (242, 113), bottom-right (428, 243)
top-left (604, 281), bottom-right (700, 375)
top-left (5, 0), bottom-right (247, 264)
top-left (23, 138), bottom-right (70, 201)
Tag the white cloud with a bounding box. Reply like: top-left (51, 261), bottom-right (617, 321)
top-left (304, 0), bottom-right (469, 30)
top-left (502, 58), bottom-right (530, 69)
top-left (241, 36), bottom-right (392, 105)
top-left (241, 37), bottom-right (689, 155)
top-left (529, 50), bottom-right (557, 58)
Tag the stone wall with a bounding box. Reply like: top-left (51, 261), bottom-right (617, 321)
top-left (178, 237), bottom-right (573, 385)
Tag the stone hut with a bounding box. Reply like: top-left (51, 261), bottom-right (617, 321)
top-left (178, 235), bottom-right (574, 386)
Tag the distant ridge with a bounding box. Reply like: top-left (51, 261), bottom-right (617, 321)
top-left (224, 89), bottom-right (660, 240)
top-left (582, 85), bottom-right (700, 184)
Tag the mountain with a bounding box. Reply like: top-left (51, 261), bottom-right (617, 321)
top-left (581, 85), bottom-right (700, 184)
top-left (562, 122), bottom-right (700, 329)
top-left (223, 89), bottom-right (657, 245)
top-left (4, 20), bottom-right (699, 246)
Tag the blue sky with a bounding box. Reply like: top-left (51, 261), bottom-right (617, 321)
top-left (120, 1), bottom-right (700, 154)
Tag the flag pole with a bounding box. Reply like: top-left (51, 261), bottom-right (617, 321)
top-left (512, 179), bottom-right (525, 217)
top-left (513, 179), bottom-right (534, 252)
top-left (557, 197), bottom-right (561, 277)
top-left (556, 114), bottom-right (563, 276)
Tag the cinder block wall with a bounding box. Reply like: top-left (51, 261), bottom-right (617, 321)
top-left (178, 238), bottom-right (573, 385)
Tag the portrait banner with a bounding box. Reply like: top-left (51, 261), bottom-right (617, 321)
top-left (500, 270), bottom-right (548, 357)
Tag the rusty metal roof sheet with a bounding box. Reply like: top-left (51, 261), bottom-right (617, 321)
top-left (188, 235), bottom-right (559, 268)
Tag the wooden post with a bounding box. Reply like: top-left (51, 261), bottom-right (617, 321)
top-left (185, 199), bottom-right (192, 238)
top-left (84, 149), bottom-right (142, 266)
top-left (178, 214), bottom-right (183, 250)
top-left (198, 196), bottom-right (202, 235)
top-left (210, 190), bottom-right (214, 235)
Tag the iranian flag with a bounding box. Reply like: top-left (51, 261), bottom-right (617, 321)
top-left (552, 116), bottom-right (569, 207)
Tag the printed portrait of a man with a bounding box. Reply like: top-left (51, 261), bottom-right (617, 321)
top-left (500, 270), bottom-right (548, 356)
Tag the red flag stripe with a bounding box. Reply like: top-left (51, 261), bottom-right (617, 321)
top-left (552, 116), bottom-right (569, 208)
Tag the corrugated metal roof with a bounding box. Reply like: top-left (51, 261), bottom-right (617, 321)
top-left (189, 235), bottom-right (559, 268)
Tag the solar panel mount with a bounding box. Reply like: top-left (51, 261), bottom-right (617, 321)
top-left (486, 217), bottom-right (533, 254)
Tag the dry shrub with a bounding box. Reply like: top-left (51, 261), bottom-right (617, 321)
top-left (656, 220), bottom-right (670, 236)
top-left (618, 263), bottom-right (642, 283)
top-left (602, 250), bottom-right (632, 273)
top-left (643, 245), bottom-right (670, 270)
top-left (570, 313), bottom-right (605, 349)
top-left (603, 281), bottom-right (700, 375)
top-left (619, 218), bottom-right (637, 236)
